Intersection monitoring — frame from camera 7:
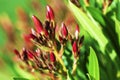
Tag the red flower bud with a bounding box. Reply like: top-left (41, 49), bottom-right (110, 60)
top-left (72, 41), bottom-right (78, 54)
top-left (14, 49), bottom-right (21, 58)
top-left (27, 50), bottom-right (34, 59)
top-left (59, 35), bottom-right (64, 44)
top-left (75, 24), bottom-right (80, 39)
top-left (50, 52), bottom-right (56, 62)
top-left (31, 28), bottom-right (36, 36)
top-left (23, 34), bottom-right (36, 43)
top-left (29, 33), bottom-right (37, 39)
top-left (35, 49), bottom-right (41, 57)
top-left (46, 5), bottom-right (54, 20)
top-left (32, 15), bottom-right (43, 33)
top-left (46, 11), bottom-right (50, 20)
top-left (22, 48), bottom-right (28, 61)
top-left (61, 23), bottom-right (68, 38)
top-left (44, 29), bottom-right (49, 36)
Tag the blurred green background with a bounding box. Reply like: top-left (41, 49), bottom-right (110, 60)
top-left (0, 0), bottom-right (47, 79)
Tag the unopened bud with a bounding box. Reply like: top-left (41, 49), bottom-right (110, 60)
top-left (24, 34), bottom-right (37, 43)
top-left (32, 15), bottom-right (43, 33)
top-left (72, 41), bottom-right (78, 58)
top-left (46, 11), bottom-right (50, 20)
top-left (75, 24), bottom-right (80, 39)
top-left (14, 49), bottom-right (21, 58)
top-left (59, 35), bottom-right (63, 43)
top-left (22, 48), bottom-right (28, 61)
top-left (61, 23), bottom-right (68, 38)
top-left (46, 5), bottom-right (54, 20)
top-left (50, 52), bottom-right (56, 62)
top-left (27, 50), bottom-right (34, 60)
top-left (31, 28), bottom-right (36, 36)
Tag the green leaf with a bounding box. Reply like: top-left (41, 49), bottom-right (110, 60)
top-left (114, 16), bottom-right (120, 46)
top-left (89, 0), bottom-right (96, 7)
top-left (87, 7), bottom-right (106, 26)
top-left (67, 71), bottom-right (74, 80)
top-left (78, 0), bottom-right (85, 8)
top-left (87, 47), bottom-right (100, 80)
top-left (13, 77), bottom-right (29, 80)
top-left (116, 0), bottom-right (120, 21)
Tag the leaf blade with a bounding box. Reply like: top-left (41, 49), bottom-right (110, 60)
top-left (87, 47), bottom-right (100, 80)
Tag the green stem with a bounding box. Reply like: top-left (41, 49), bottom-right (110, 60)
top-left (53, 46), bottom-right (67, 73)
top-left (72, 58), bottom-right (78, 74)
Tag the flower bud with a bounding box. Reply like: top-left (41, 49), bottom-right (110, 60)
top-left (46, 11), bottom-right (50, 20)
top-left (50, 52), bottom-right (56, 62)
top-left (32, 15), bottom-right (43, 33)
top-left (27, 50), bottom-right (34, 60)
top-left (46, 5), bottom-right (54, 20)
top-left (35, 49), bottom-right (41, 57)
top-left (59, 35), bottom-right (64, 44)
top-left (23, 34), bottom-right (37, 43)
top-left (61, 23), bottom-right (68, 38)
top-left (22, 48), bottom-right (28, 61)
top-left (75, 24), bottom-right (80, 39)
top-left (72, 41), bottom-right (78, 58)
top-left (31, 28), bottom-right (36, 36)
top-left (14, 49), bottom-right (21, 58)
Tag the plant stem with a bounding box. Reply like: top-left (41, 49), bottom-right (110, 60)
top-left (53, 46), bottom-right (67, 73)
top-left (72, 57), bottom-right (78, 74)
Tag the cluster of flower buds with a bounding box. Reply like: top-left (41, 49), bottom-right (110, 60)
top-left (14, 5), bottom-right (84, 76)
top-left (14, 48), bottom-right (56, 72)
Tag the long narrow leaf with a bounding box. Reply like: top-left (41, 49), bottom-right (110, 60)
top-left (87, 47), bottom-right (100, 80)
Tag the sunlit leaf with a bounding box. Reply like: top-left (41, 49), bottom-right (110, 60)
top-left (87, 7), bottom-right (106, 26)
top-left (116, 0), bottom-right (120, 21)
top-left (114, 17), bottom-right (120, 46)
top-left (89, 0), bottom-right (95, 7)
top-left (87, 47), bottom-right (100, 80)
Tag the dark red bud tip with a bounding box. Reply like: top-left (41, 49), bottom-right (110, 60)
top-left (46, 5), bottom-right (54, 20)
top-left (24, 34), bottom-right (36, 43)
top-left (72, 41), bottom-right (78, 54)
top-left (50, 52), bottom-right (56, 62)
top-left (14, 49), bottom-right (21, 58)
top-left (61, 23), bottom-right (68, 38)
top-left (59, 35), bottom-right (64, 44)
top-left (75, 24), bottom-right (80, 39)
top-left (22, 48), bottom-right (27, 54)
top-left (29, 34), bottom-right (37, 39)
top-left (27, 51), bottom-right (34, 59)
top-left (46, 11), bottom-right (50, 20)
top-left (32, 15), bottom-right (43, 33)
top-left (44, 29), bottom-right (49, 36)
